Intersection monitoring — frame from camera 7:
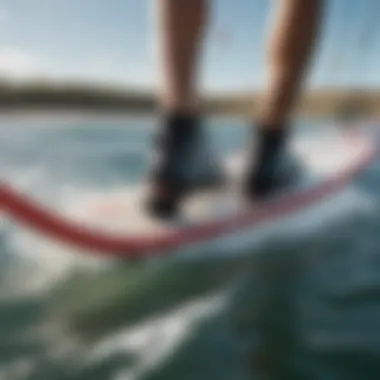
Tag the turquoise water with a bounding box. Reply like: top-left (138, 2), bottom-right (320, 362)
top-left (1, 115), bottom-right (380, 380)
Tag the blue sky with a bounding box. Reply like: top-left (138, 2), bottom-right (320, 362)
top-left (0, 0), bottom-right (378, 91)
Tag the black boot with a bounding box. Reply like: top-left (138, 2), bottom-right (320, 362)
top-left (147, 113), bottom-right (224, 218)
top-left (244, 125), bottom-right (302, 200)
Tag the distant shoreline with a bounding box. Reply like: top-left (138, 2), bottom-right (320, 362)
top-left (0, 109), bottom-right (151, 123)
top-left (0, 83), bottom-right (378, 119)
top-left (0, 109), bottom-right (254, 126)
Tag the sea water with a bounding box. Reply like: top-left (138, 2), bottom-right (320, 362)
top-left (0, 114), bottom-right (379, 380)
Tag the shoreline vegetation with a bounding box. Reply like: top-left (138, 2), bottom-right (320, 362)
top-left (0, 81), bottom-right (378, 118)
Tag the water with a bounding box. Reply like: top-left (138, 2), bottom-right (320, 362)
top-left (1, 114), bottom-right (380, 380)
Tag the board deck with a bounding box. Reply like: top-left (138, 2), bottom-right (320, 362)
top-left (1, 125), bottom-right (377, 256)
top-left (79, 128), bottom-right (372, 236)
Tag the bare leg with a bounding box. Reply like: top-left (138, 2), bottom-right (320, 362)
top-left (246, 0), bottom-right (324, 198)
top-left (157, 0), bottom-right (209, 114)
top-left (259, 0), bottom-right (324, 127)
top-left (148, 0), bottom-right (218, 218)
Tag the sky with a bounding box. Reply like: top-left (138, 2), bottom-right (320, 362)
top-left (0, 0), bottom-right (378, 92)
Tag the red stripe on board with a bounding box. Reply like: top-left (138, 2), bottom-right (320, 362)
top-left (0, 128), bottom-right (378, 258)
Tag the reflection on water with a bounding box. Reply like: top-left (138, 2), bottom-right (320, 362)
top-left (0, 115), bottom-right (380, 379)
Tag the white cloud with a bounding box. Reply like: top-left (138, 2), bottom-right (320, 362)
top-left (0, 48), bottom-right (155, 88)
top-left (44, 55), bottom-right (155, 88)
top-left (0, 48), bottom-right (44, 80)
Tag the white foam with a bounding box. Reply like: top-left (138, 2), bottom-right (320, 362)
top-left (85, 291), bottom-right (228, 379)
